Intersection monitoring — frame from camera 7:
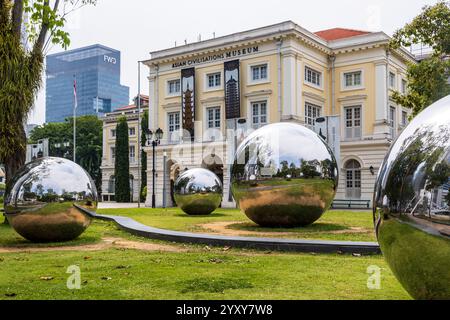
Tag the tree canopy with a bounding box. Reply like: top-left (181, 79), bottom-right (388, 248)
top-left (0, 0), bottom-right (97, 187)
top-left (390, 1), bottom-right (450, 116)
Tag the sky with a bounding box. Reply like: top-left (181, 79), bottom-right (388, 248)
top-left (28, 0), bottom-right (440, 125)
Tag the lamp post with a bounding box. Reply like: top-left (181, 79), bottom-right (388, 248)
top-left (145, 128), bottom-right (163, 208)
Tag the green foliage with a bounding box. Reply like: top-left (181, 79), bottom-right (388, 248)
top-left (29, 115), bottom-right (103, 192)
top-left (140, 111), bottom-right (148, 202)
top-left (141, 186), bottom-right (147, 202)
top-left (0, 183), bottom-right (5, 191)
top-left (114, 117), bottom-right (130, 202)
top-left (390, 1), bottom-right (450, 116)
top-left (0, 0), bottom-right (96, 187)
top-left (390, 1), bottom-right (450, 55)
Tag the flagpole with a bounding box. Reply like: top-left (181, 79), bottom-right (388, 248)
top-left (137, 61), bottom-right (141, 208)
top-left (73, 75), bottom-right (77, 163)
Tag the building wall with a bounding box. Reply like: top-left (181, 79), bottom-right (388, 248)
top-left (101, 108), bottom-right (145, 202)
top-left (140, 22), bottom-right (415, 208)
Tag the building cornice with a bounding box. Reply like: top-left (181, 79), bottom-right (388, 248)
top-left (142, 22), bottom-right (417, 68)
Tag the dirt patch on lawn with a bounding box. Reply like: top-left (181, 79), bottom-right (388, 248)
top-left (0, 237), bottom-right (187, 253)
top-left (198, 221), bottom-right (370, 238)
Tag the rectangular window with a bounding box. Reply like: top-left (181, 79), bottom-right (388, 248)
top-left (207, 73), bottom-right (221, 89)
top-left (305, 66), bottom-right (322, 87)
top-left (402, 110), bottom-right (408, 126)
top-left (110, 147), bottom-right (116, 160)
top-left (129, 127), bottom-right (136, 136)
top-left (129, 146), bottom-right (135, 163)
top-left (344, 71), bottom-right (362, 88)
top-left (389, 72), bottom-right (396, 89)
top-left (251, 64), bottom-right (268, 81)
top-left (111, 129), bottom-right (116, 138)
top-left (206, 107), bottom-right (221, 141)
top-left (168, 79), bottom-right (181, 95)
top-left (251, 101), bottom-right (268, 128)
top-left (344, 106), bottom-right (362, 140)
top-left (207, 107), bottom-right (221, 129)
top-left (305, 102), bottom-right (321, 129)
top-left (168, 112), bottom-right (180, 143)
top-left (389, 106), bottom-right (396, 138)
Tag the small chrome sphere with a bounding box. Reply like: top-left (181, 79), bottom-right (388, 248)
top-left (231, 123), bottom-right (338, 227)
top-left (174, 168), bottom-right (223, 215)
top-left (374, 95), bottom-right (450, 300)
top-left (5, 157), bottom-right (97, 242)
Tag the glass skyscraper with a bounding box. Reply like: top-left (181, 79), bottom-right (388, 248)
top-left (46, 44), bottom-right (130, 123)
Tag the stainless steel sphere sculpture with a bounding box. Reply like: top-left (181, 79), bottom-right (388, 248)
top-left (231, 122), bottom-right (338, 227)
top-left (374, 95), bottom-right (450, 300)
top-left (174, 168), bottom-right (223, 215)
top-left (4, 157), bottom-right (97, 242)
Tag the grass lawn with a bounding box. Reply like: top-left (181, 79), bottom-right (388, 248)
top-left (96, 208), bottom-right (377, 242)
top-left (0, 214), bottom-right (409, 300)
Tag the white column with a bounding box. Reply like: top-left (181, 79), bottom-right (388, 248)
top-left (148, 72), bottom-right (158, 131)
top-left (282, 51), bottom-right (296, 121)
top-left (296, 55), bottom-right (303, 119)
top-left (374, 60), bottom-right (389, 136)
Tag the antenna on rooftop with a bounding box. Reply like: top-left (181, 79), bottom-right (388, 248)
top-left (213, 32), bottom-right (216, 39)
top-left (184, 39), bottom-right (187, 45)
top-left (174, 41), bottom-right (177, 47)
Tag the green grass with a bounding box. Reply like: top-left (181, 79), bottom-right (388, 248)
top-left (97, 208), bottom-right (377, 242)
top-left (0, 215), bottom-right (409, 300)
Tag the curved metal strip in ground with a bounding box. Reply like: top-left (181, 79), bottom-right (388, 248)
top-left (79, 206), bottom-right (381, 254)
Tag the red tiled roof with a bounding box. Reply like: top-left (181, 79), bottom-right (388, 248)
top-left (315, 28), bottom-right (371, 41)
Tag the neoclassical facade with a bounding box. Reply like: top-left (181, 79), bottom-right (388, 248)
top-left (141, 21), bottom-right (416, 208)
top-left (101, 96), bottom-right (148, 202)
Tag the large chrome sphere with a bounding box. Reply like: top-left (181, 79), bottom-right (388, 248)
top-left (374, 95), bottom-right (450, 300)
top-left (231, 123), bottom-right (338, 227)
top-left (4, 157), bottom-right (97, 242)
top-left (174, 168), bottom-right (223, 215)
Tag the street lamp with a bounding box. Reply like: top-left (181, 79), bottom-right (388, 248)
top-left (145, 128), bottom-right (164, 208)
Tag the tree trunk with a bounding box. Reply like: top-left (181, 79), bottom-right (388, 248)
top-left (3, 127), bottom-right (26, 225)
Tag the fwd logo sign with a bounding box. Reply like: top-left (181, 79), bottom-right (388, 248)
top-left (104, 55), bottom-right (117, 64)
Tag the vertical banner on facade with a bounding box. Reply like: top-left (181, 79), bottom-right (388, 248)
top-left (224, 60), bottom-right (240, 119)
top-left (181, 67), bottom-right (195, 141)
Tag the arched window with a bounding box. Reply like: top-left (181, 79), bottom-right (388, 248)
top-left (345, 160), bottom-right (361, 199)
top-left (108, 175), bottom-right (115, 193)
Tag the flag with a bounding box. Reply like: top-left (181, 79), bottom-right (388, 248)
top-left (73, 77), bottom-right (78, 109)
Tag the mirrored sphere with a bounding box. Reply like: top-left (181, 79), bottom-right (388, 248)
top-left (174, 168), bottom-right (223, 215)
top-left (374, 95), bottom-right (450, 300)
top-left (5, 157), bottom-right (97, 242)
top-left (231, 123), bottom-right (338, 227)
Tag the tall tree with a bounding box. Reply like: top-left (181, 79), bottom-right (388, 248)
top-left (114, 117), bottom-right (130, 202)
top-left (140, 110), bottom-right (148, 202)
top-left (390, 1), bottom-right (450, 116)
top-left (0, 0), bottom-right (96, 190)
